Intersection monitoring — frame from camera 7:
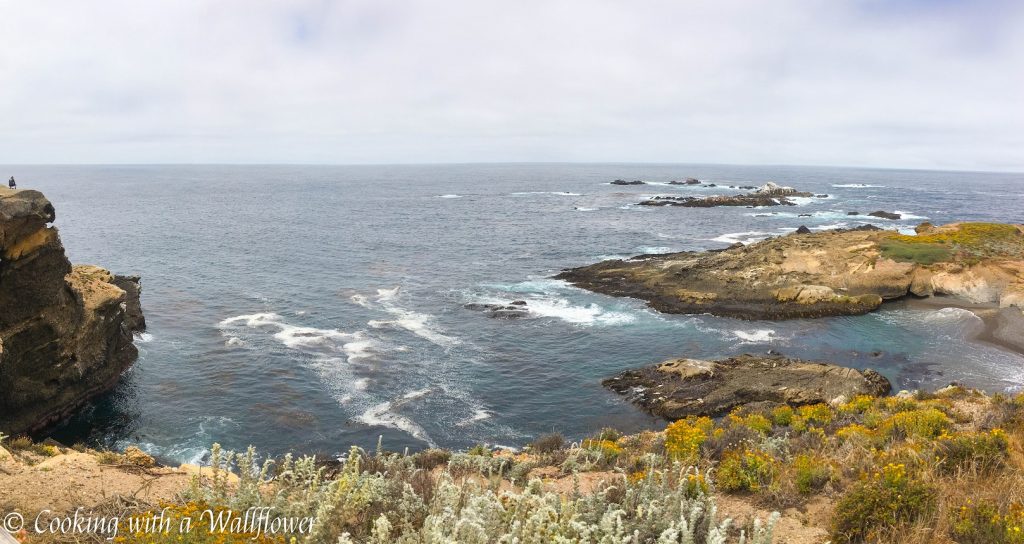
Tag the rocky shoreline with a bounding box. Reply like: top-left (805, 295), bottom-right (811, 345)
top-left (0, 188), bottom-right (144, 435)
top-left (603, 354), bottom-right (891, 419)
top-left (558, 221), bottom-right (1024, 321)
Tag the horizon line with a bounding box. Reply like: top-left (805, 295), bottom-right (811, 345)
top-left (1, 161), bottom-right (1022, 176)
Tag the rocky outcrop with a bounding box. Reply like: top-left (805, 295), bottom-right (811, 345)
top-left (668, 178), bottom-right (702, 185)
top-left (637, 182), bottom-right (813, 208)
top-left (464, 300), bottom-right (530, 319)
top-left (558, 222), bottom-right (1024, 320)
top-left (611, 179), bottom-right (646, 185)
top-left (0, 188), bottom-right (143, 435)
top-left (868, 210), bottom-right (901, 220)
top-left (603, 354), bottom-right (891, 419)
top-left (639, 194), bottom-right (797, 207)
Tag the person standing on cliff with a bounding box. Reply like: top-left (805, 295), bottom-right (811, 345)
top-left (8, 176), bottom-right (15, 189)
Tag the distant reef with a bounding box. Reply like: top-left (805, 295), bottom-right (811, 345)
top-left (558, 222), bottom-right (1024, 323)
top-left (0, 187), bottom-right (144, 435)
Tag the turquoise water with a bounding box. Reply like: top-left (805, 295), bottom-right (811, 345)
top-left (8, 163), bottom-right (1023, 463)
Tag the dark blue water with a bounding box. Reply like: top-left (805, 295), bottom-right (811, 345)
top-left (8, 163), bottom-right (1024, 463)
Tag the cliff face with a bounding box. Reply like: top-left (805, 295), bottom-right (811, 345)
top-left (0, 187), bottom-right (143, 435)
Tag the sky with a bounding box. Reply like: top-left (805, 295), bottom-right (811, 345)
top-left (0, 0), bottom-right (1022, 170)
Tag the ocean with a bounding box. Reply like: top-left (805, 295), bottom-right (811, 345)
top-left (10, 163), bottom-right (1024, 464)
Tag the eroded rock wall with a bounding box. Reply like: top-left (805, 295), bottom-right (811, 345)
top-left (0, 188), bottom-right (143, 435)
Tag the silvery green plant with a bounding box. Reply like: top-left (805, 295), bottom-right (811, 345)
top-left (180, 443), bottom-right (777, 544)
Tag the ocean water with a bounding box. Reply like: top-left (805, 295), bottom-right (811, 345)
top-left (9, 163), bottom-right (1024, 464)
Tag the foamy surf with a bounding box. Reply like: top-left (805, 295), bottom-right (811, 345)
top-left (733, 329), bottom-right (780, 343)
top-left (356, 390), bottom-right (437, 447)
top-left (712, 231), bottom-right (773, 245)
top-left (437, 194), bottom-right (463, 198)
top-left (135, 332), bottom-right (154, 343)
top-left (832, 183), bottom-right (886, 188)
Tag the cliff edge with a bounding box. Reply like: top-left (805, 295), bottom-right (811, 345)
top-left (0, 187), bottom-right (144, 435)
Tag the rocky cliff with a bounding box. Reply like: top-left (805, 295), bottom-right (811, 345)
top-left (0, 187), bottom-right (143, 435)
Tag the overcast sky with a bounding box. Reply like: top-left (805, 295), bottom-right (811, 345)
top-left (1, 0), bottom-right (1022, 170)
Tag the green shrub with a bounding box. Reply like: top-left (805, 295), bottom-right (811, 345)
top-left (951, 500), bottom-right (1024, 544)
top-left (528, 433), bottom-right (566, 453)
top-left (934, 429), bottom-right (1009, 474)
top-left (792, 454), bottom-right (832, 494)
top-left (770, 405), bottom-right (794, 426)
top-left (879, 239), bottom-right (952, 264)
top-left (877, 407), bottom-right (952, 440)
top-left (830, 463), bottom-right (936, 544)
top-left (716, 449), bottom-right (777, 493)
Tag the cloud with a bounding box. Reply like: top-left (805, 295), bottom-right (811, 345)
top-left (0, 0), bottom-right (1021, 170)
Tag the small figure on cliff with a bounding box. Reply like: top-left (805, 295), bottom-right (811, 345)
top-left (8, 176), bottom-right (15, 189)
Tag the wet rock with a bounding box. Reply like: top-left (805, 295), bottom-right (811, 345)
top-left (668, 178), bottom-right (701, 185)
top-left (611, 179), bottom-right (645, 185)
top-left (603, 354), bottom-right (891, 419)
top-left (638, 194), bottom-right (795, 208)
top-left (795, 225), bottom-right (812, 234)
top-left (464, 302), bottom-right (530, 319)
top-left (868, 210), bottom-right (901, 220)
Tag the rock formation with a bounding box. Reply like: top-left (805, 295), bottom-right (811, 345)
top-left (610, 179), bottom-right (646, 185)
top-left (0, 188), bottom-right (144, 435)
top-left (558, 222), bottom-right (1024, 320)
top-left (603, 354), bottom-right (891, 419)
top-left (637, 182), bottom-right (814, 208)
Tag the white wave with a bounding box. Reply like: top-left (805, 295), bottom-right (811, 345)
top-left (350, 294), bottom-right (371, 308)
top-left (923, 307), bottom-right (984, 325)
top-left (457, 408), bottom-right (491, 427)
top-left (893, 210), bottom-right (927, 220)
top-left (352, 378), bottom-right (369, 390)
top-left (812, 222), bottom-right (850, 231)
top-left (637, 246), bottom-right (674, 254)
top-left (574, 206), bottom-right (598, 211)
top-left (733, 329), bottom-right (779, 343)
top-left (436, 194), bottom-right (463, 199)
top-left (832, 183), bottom-right (886, 188)
top-left (354, 287), bottom-right (461, 348)
top-left (595, 254), bottom-right (631, 261)
top-left (375, 287), bottom-right (401, 302)
top-left (356, 390), bottom-right (436, 446)
top-left (342, 333), bottom-right (380, 362)
top-left (369, 314), bottom-right (459, 348)
top-left (217, 312), bottom-right (376, 364)
top-left (135, 332), bottom-right (154, 343)
top-left (521, 297), bottom-right (636, 326)
top-left (225, 336), bottom-right (243, 347)
top-left (711, 231), bottom-right (773, 245)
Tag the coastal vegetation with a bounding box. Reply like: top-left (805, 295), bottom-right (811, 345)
top-left (6, 386), bottom-right (1024, 543)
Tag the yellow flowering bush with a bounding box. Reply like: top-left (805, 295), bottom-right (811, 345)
top-left (952, 500), bottom-right (1024, 544)
top-left (665, 416), bottom-right (713, 463)
top-left (830, 463), bottom-right (935, 544)
top-left (877, 407), bottom-right (952, 440)
top-left (934, 428), bottom-right (1009, 474)
top-left (716, 449), bottom-right (777, 492)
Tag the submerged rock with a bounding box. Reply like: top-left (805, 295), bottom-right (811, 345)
top-left (0, 188), bottom-right (144, 435)
top-left (464, 301), bottom-right (530, 319)
top-left (603, 354), bottom-right (891, 419)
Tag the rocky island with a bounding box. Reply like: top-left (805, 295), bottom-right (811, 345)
top-left (638, 182), bottom-right (817, 207)
top-left (558, 222), bottom-right (1024, 323)
top-left (0, 187), bottom-right (144, 435)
